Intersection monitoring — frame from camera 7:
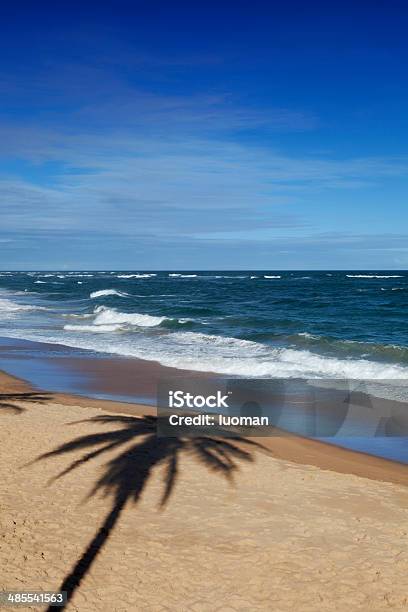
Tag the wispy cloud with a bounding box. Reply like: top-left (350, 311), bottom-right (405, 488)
top-left (1, 52), bottom-right (408, 268)
top-left (2, 131), bottom-right (407, 239)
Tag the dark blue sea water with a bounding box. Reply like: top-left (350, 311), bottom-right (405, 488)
top-left (0, 270), bottom-right (407, 379)
top-left (1, 270), bottom-right (407, 462)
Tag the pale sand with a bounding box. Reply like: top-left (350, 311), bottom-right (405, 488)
top-left (0, 372), bottom-right (407, 611)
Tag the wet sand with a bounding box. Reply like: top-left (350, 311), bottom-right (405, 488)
top-left (0, 336), bottom-right (216, 404)
top-left (1, 369), bottom-right (408, 611)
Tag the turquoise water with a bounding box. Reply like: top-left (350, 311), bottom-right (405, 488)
top-left (0, 270), bottom-right (407, 379)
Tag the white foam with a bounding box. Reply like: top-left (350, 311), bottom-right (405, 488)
top-left (0, 298), bottom-right (35, 312)
top-left (18, 323), bottom-right (406, 382)
top-left (63, 306), bottom-right (166, 332)
top-left (117, 274), bottom-right (156, 279)
top-left (264, 275), bottom-right (281, 279)
top-left (296, 332), bottom-right (319, 339)
top-left (169, 274), bottom-right (198, 278)
top-left (347, 274), bottom-right (403, 279)
top-left (92, 306), bottom-right (165, 327)
top-left (34, 280), bottom-right (46, 284)
top-left (0, 297), bottom-right (48, 318)
top-left (90, 289), bottom-right (129, 299)
top-left (64, 323), bottom-right (123, 333)
top-left (273, 348), bottom-right (408, 379)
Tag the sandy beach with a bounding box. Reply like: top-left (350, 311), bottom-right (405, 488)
top-left (0, 370), bottom-right (407, 611)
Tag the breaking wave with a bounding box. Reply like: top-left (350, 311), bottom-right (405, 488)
top-left (90, 289), bottom-right (129, 299)
top-left (346, 274), bottom-right (404, 279)
top-left (0, 297), bottom-right (49, 318)
top-left (63, 306), bottom-right (167, 331)
top-left (117, 274), bottom-right (156, 279)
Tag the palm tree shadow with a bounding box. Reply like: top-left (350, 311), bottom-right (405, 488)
top-left (0, 391), bottom-right (53, 414)
top-left (38, 414), bottom-right (263, 611)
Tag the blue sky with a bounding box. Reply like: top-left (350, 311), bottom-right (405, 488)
top-left (0, 0), bottom-right (408, 269)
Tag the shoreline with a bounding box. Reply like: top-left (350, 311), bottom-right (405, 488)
top-left (1, 368), bottom-right (406, 487)
top-left (0, 335), bottom-right (216, 404)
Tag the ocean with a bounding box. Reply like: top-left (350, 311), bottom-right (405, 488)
top-left (0, 270), bottom-right (407, 380)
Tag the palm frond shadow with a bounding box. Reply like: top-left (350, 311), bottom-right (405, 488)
top-left (39, 414), bottom-right (264, 611)
top-left (0, 392), bottom-right (52, 414)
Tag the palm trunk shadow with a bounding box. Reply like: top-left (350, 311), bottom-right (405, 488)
top-left (48, 495), bottom-right (127, 611)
